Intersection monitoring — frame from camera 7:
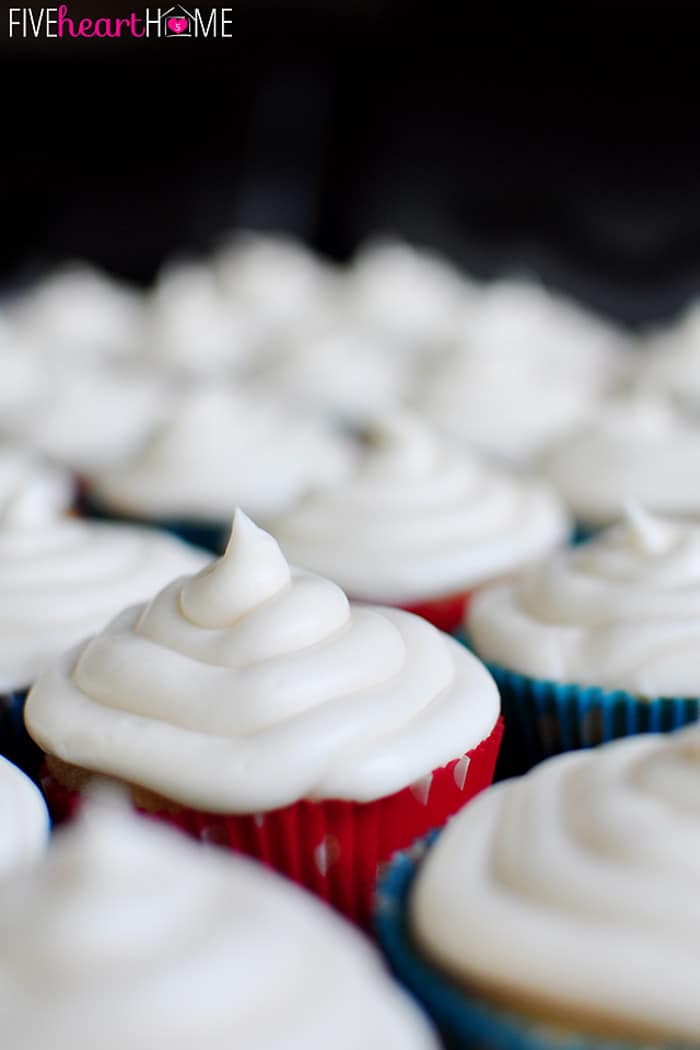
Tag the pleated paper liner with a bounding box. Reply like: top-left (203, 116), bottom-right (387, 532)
top-left (40, 716), bottom-right (502, 928)
top-left (488, 663), bottom-right (699, 779)
top-left (375, 836), bottom-right (668, 1050)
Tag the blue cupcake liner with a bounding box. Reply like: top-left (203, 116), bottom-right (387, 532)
top-left (375, 836), bottom-right (682, 1050)
top-left (456, 634), bottom-right (700, 778)
top-left (79, 490), bottom-right (229, 554)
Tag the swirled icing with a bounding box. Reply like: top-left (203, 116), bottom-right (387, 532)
top-left (89, 386), bottom-right (355, 521)
top-left (0, 494), bottom-right (209, 691)
top-left (1, 797), bottom-right (438, 1049)
top-left (11, 265), bottom-right (143, 364)
top-left (421, 280), bottom-right (630, 463)
top-left (270, 415), bottom-right (570, 603)
top-left (0, 755), bottom-right (48, 878)
top-left (5, 367), bottom-right (169, 473)
top-left (347, 238), bottom-right (472, 351)
top-left (540, 391), bottom-right (700, 526)
top-left (411, 728), bottom-right (700, 1042)
top-left (468, 506), bottom-right (700, 695)
top-left (25, 512), bottom-right (499, 810)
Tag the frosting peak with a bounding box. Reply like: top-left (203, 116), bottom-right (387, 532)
top-left (623, 503), bottom-right (675, 556)
top-left (180, 511), bottom-right (291, 628)
top-left (366, 414), bottom-right (442, 477)
top-left (0, 483), bottom-right (53, 530)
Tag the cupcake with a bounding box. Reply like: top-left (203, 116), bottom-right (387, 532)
top-left (377, 727), bottom-right (700, 1049)
top-left (214, 230), bottom-right (336, 336)
top-left (10, 263), bottom-right (143, 366)
top-left (144, 260), bottom-right (263, 379)
top-left (540, 390), bottom-right (700, 534)
top-left (1, 796), bottom-right (439, 1049)
top-left (0, 488), bottom-right (208, 770)
top-left (2, 365), bottom-right (170, 475)
top-left (346, 238), bottom-right (474, 357)
top-left (466, 504), bottom-right (700, 774)
top-left (26, 511), bottom-right (502, 925)
top-left (0, 754), bottom-right (48, 877)
top-left (86, 386), bottom-right (356, 553)
top-left (270, 414), bottom-right (570, 633)
top-left (420, 278), bottom-right (630, 465)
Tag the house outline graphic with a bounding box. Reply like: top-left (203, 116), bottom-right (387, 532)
top-left (159, 5), bottom-right (196, 37)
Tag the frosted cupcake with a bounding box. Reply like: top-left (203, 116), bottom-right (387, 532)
top-left (377, 727), bottom-right (700, 1049)
top-left (270, 415), bottom-right (570, 632)
top-left (346, 238), bottom-right (473, 356)
top-left (0, 489), bottom-right (208, 769)
top-left (541, 390), bottom-right (700, 533)
top-left (26, 512), bottom-right (502, 924)
top-left (466, 505), bottom-right (700, 773)
top-left (0, 797), bottom-right (439, 1049)
top-left (215, 231), bottom-right (336, 336)
top-left (0, 754), bottom-right (48, 878)
top-left (10, 263), bottom-right (143, 365)
top-left (86, 386), bottom-right (356, 553)
top-left (144, 260), bottom-right (264, 379)
top-left (420, 279), bottom-right (630, 464)
top-left (3, 366), bottom-right (170, 474)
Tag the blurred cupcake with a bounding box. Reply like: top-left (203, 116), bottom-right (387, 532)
top-left (26, 511), bottom-right (502, 925)
top-left (0, 487), bottom-right (208, 770)
top-left (377, 728), bottom-right (700, 1050)
top-left (420, 278), bottom-right (630, 465)
top-left (143, 259), bottom-right (264, 379)
top-left (214, 230), bottom-right (336, 338)
top-left (541, 390), bottom-right (700, 534)
top-left (466, 505), bottom-right (700, 774)
top-left (0, 796), bottom-right (439, 1049)
top-left (86, 386), bottom-right (356, 553)
top-left (346, 237), bottom-right (474, 357)
top-left (270, 414), bottom-right (570, 633)
top-left (0, 754), bottom-right (48, 877)
top-left (251, 324), bottom-right (411, 426)
top-left (2, 365), bottom-right (170, 476)
top-left (9, 263), bottom-right (143, 366)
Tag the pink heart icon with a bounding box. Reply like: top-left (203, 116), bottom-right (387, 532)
top-left (167, 16), bottom-right (188, 34)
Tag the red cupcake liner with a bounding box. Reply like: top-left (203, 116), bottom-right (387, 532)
top-left (41, 717), bottom-right (503, 927)
top-left (399, 590), bottom-right (473, 633)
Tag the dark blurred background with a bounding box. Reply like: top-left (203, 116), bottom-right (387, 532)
top-left (2, 0), bottom-right (700, 324)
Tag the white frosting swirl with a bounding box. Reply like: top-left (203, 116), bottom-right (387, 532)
top-left (90, 386), bottom-right (355, 521)
top-left (1, 798), bottom-right (438, 1050)
top-left (411, 729), bottom-right (700, 1042)
top-left (144, 261), bottom-right (263, 377)
top-left (4, 367), bottom-right (169, 473)
top-left (11, 265), bottom-right (143, 364)
top-left (468, 506), bottom-right (700, 695)
top-left (347, 238), bottom-right (472, 352)
top-left (540, 391), bottom-right (700, 526)
top-left (25, 512), bottom-right (499, 810)
top-left (271, 415), bottom-right (570, 603)
top-left (0, 497), bottom-right (209, 691)
top-left (0, 756), bottom-right (48, 878)
top-left (421, 280), bottom-right (630, 463)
